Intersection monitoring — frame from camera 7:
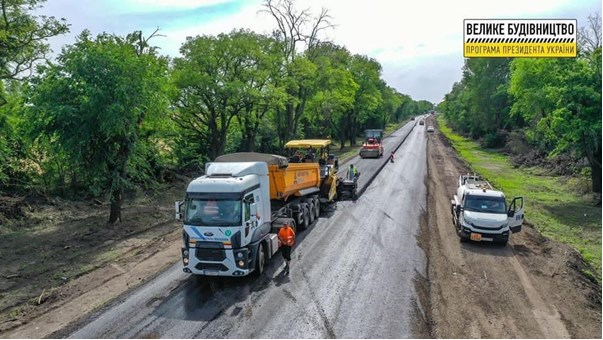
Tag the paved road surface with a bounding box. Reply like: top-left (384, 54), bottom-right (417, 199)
top-left (68, 120), bottom-right (429, 338)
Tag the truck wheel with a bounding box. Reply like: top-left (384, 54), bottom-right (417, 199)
top-left (497, 237), bottom-right (509, 247)
top-left (255, 244), bottom-right (265, 276)
top-left (299, 208), bottom-right (309, 231)
top-left (307, 201), bottom-right (315, 224)
top-left (313, 197), bottom-right (320, 218)
top-left (459, 235), bottom-right (468, 243)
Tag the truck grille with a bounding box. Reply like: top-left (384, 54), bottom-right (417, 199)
top-left (472, 224), bottom-right (503, 231)
top-left (195, 242), bottom-right (226, 261)
top-left (195, 263), bottom-right (228, 271)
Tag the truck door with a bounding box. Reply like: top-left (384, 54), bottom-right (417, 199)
top-left (507, 196), bottom-right (524, 233)
top-left (243, 194), bottom-right (256, 240)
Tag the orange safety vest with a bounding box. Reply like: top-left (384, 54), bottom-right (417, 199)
top-left (278, 225), bottom-right (295, 246)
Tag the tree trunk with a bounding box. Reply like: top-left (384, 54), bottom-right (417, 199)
top-left (108, 141), bottom-right (131, 224)
top-left (108, 187), bottom-right (123, 224)
top-left (71, 170), bottom-right (77, 199)
top-left (591, 145), bottom-right (602, 193)
top-left (592, 162), bottom-right (601, 194)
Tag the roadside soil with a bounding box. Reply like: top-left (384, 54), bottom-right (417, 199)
top-left (0, 180), bottom-right (190, 338)
top-left (423, 115), bottom-right (602, 338)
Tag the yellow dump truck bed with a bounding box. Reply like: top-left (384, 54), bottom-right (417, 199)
top-left (268, 162), bottom-right (320, 200)
top-left (214, 152), bottom-right (321, 200)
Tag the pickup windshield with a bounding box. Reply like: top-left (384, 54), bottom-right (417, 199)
top-left (184, 199), bottom-right (241, 226)
top-left (464, 195), bottom-right (506, 214)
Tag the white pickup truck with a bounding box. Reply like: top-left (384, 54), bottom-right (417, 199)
top-left (450, 174), bottom-right (524, 245)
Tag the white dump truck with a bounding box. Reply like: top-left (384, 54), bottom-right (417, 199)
top-left (451, 174), bottom-right (524, 245)
top-left (175, 147), bottom-right (340, 277)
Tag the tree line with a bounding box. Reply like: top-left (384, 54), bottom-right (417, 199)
top-left (0, 0), bottom-right (433, 223)
top-left (438, 13), bottom-right (602, 194)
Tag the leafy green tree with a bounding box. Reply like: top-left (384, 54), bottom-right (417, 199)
top-left (0, 0), bottom-right (68, 194)
top-left (304, 43), bottom-right (357, 143)
top-left (374, 83), bottom-right (402, 128)
top-left (227, 32), bottom-right (286, 152)
top-left (172, 29), bottom-right (284, 160)
top-left (510, 53), bottom-right (602, 193)
top-left (29, 30), bottom-right (170, 223)
top-left (262, 0), bottom-right (334, 148)
top-left (347, 54), bottom-right (382, 146)
top-left (0, 0), bottom-right (68, 88)
top-left (0, 82), bottom-right (30, 192)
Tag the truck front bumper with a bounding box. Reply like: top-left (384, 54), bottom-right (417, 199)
top-left (181, 246), bottom-right (253, 277)
top-left (459, 227), bottom-right (509, 242)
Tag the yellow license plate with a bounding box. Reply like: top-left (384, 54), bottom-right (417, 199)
top-left (470, 233), bottom-right (482, 241)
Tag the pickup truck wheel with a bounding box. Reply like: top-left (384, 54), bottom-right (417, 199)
top-left (459, 234), bottom-right (468, 243)
top-left (497, 237), bottom-right (509, 247)
top-left (255, 244), bottom-right (265, 276)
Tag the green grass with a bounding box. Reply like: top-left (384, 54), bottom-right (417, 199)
top-left (437, 116), bottom-right (602, 281)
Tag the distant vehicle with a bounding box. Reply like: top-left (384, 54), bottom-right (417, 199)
top-left (450, 174), bottom-right (524, 246)
top-left (427, 126), bottom-right (435, 132)
top-left (359, 129), bottom-right (384, 158)
top-left (411, 117), bottom-right (415, 120)
top-left (419, 120), bottom-right (425, 126)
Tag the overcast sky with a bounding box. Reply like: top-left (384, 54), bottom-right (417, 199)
top-left (38, 0), bottom-right (600, 103)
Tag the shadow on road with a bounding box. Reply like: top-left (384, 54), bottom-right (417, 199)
top-left (152, 215), bottom-right (326, 322)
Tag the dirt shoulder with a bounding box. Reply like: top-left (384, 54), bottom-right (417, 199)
top-left (0, 180), bottom-right (189, 338)
top-left (424, 116), bottom-right (602, 338)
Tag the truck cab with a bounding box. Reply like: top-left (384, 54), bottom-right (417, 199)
top-left (177, 161), bottom-right (278, 276)
top-left (451, 175), bottom-right (524, 245)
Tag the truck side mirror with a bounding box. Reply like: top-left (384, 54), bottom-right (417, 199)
top-left (175, 201), bottom-right (184, 221)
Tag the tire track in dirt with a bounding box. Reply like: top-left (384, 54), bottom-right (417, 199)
top-left (422, 117), bottom-right (597, 338)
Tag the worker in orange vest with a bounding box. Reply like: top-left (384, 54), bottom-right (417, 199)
top-left (278, 223), bottom-right (296, 275)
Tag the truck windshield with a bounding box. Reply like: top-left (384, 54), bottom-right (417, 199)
top-left (464, 195), bottom-right (506, 214)
top-left (184, 199), bottom-right (241, 226)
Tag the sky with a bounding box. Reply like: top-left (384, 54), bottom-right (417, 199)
top-left (37, 0), bottom-right (601, 104)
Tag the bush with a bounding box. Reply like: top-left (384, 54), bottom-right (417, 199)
top-left (483, 130), bottom-right (508, 148)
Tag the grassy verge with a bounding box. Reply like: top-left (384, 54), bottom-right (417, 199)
top-left (437, 115), bottom-right (601, 282)
top-left (331, 120), bottom-right (409, 162)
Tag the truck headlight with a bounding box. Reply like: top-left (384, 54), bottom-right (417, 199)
top-left (183, 258), bottom-right (189, 265)
top-left (501, 223), bottom-right (508, 229)
top-left (238, 260), bottom-right (245, 267)
top-left (183, 249), bottom-right (189, 257)
top-left (237, 252), bottom-right (243, 259)
top-left (461, 218), bottom-right (472, 228)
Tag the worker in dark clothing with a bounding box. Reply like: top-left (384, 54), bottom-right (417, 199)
top-left (305, 147), bottom-right (315, 162)
top-left (389, 151), bottom-right (395, 163)
top-left (278, 223), bottom-right (295, 275)
top-left (289, 152), bottom-right (301, 163)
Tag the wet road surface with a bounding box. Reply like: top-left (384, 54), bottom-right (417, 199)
top-left (68, 119), bottom-right (429, 338)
